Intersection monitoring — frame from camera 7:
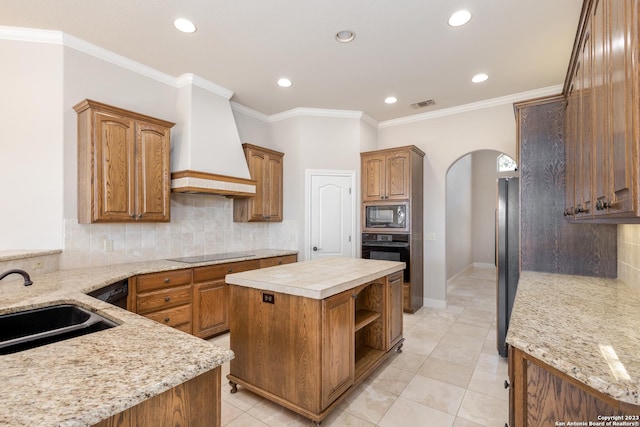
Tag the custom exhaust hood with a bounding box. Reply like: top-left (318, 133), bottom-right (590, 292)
top-left (170, 75), bottom-right (256, 197)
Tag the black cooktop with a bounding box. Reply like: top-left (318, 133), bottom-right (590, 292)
top-left (167, 252), bottom-right (254, 264)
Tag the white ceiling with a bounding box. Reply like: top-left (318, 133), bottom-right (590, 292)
top-left (1, 0), bottom-right (583, 122)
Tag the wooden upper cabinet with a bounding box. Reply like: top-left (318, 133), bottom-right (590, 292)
top-left (234, 143), bottom-right (284, 222)
top-left (74, 100), bottom-right (174, 223)
top-left (361, 146), bottom-right (423, 202)
top-left (564, 0), bottom-right (640, 221)
top-left (608, 0), bottom-right (638, 217)
top-left (361, 153), bottom-right (386, 201)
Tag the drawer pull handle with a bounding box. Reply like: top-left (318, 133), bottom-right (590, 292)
top-left (164, 278), bottom-right (170, 283)
top-left (228, 268), bottom-right (233, 273)
top-left (164, 317), bottom-right (170, 323)
top-left (165, 297), bottom-right (171, 302)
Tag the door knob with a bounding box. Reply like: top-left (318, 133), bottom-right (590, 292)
top-left (313, 246), bottom-right (321, 251)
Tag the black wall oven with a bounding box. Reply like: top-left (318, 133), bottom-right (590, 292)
top-left (361, 233), bottom-right (410, 282)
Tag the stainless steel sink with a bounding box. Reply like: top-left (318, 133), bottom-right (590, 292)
top-left (0, 304), bottom-right (118, 355)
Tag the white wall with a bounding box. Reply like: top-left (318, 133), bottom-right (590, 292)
top-left (378, 105), bottom-right (518, 306)
top-left (63, 46), bottom-right (179, 218)
top-left (1, 30), bottom-right (546, 300)
top-left (0, 40), bottom-right (64, 249)
top-left (264, 115), bottom-right (374, 259)
top-left (0, 34), bottom-right (300, 266)
top-left (471, 150), bottom-right (519, 266)
top-left (446, 154), bottom-right (473, 278)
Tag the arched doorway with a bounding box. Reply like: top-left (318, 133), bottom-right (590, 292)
top-left (444, 150), bottom-right (518, 285)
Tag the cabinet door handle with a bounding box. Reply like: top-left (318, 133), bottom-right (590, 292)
top-left (165, 296), bottom-right (171, 302)
top-left (164, 278), bottom-right (170, 283)
top-left (228, 268), bottom-right (233, 273)
top-left (504, 380), bottom-right (510, 389)
top-left (164, 317), bottom-right (170, 323)
top-left (574, 206), bottom-right (588, 214)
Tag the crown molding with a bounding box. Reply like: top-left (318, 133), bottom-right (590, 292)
top-left (378, 85), bottom-right (564, 129)
top-left (232, 103), bottom-right (378, 126)
top-left (0, 26), bottom-right (234, 96)
top-left (0, 26), bottom-right (63, 44)
top-left (61, 32), bottom-right (177, 87)
top-left (1, 26), bottom-right (563, 130)
top-left (230, 102), bottom-right (271, 122)
top-left (176, 73), bottom-right (234, 99)
top-left (267, 107), bottom-right (379, 125)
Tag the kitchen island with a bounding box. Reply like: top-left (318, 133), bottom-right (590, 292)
top-left (0, 249), bottom-right (295, 427)
top-left (225, 257), bottom-right (405, 424)
top-left (506, 271), bottom-right (640, 426)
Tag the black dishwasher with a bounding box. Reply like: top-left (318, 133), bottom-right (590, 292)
top-left (87, 279), bottom-right (129, 309)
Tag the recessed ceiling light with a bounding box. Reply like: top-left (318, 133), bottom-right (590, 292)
top-left (385, 96), bottom-right (398, 104)
top-left (448, 10), bottom-right (472, 27)
top-left (277, 78), bottom-right (292, 88)
top-left (472, 73), bottom-right (489, 83)
top-left (335, 30), bottom-right (356, 43)
top-left (173, 18), bottom-right (196, 33)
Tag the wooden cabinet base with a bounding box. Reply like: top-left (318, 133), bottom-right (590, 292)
top-left (509, 346), bottom-right (640, 426)
top-left (93, 367), bottom-right (221, 427)
top-left (227, 339), bottom-right (404, 424)
top-left (227, 272), bottom-right (404, 424)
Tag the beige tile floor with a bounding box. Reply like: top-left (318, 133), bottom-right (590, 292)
top-left (209, 266), bottom-right (508, 427)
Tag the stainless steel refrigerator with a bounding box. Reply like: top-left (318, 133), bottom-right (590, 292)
top-left (496, 177), bottom-right (519, 358)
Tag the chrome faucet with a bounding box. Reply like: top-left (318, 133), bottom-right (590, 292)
top-left (0, 269), bottom-right (33, 286)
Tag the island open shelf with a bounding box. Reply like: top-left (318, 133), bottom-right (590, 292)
top-left (225, 257), bottom-right (405, 424)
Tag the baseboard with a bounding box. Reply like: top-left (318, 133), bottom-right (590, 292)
top-left (473, 262), bottom-right (496, 269)
top-left (447, 264), bottom-right (473, 283)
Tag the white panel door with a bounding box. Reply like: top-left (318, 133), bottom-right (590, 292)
top-left (308, 172), bottom-right (355, 260)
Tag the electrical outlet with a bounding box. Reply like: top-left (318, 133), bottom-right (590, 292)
top-left (103, 239), bottom-right (114, 252)
top-left (32, 260), bottom-right (44, 270)
top-left (426, 233), bottom-right (436, 241)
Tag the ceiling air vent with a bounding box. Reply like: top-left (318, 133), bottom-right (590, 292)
top-left (410, 99), bottom-right (436, 109)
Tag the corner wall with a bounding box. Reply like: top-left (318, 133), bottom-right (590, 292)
top-left (618, 224), bottom-right (640, 292)
top-left (378, 104), bottom-right (518, 307)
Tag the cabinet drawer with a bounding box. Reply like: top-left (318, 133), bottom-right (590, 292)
top-left (143, 304), bottom-right (192, 330)
top-left (136, 269), bottom-right (192, 293)
top-left (258, 255), bottom-right (297, 268)
top-left (137, 285), bottom-right (191, 314)
top-left (193, 260), bottom-right (260, 282)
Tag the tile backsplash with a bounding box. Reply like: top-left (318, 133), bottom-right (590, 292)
top-left (60, 193), bottom-right (298, 269)
top-left (618, 224), bottom-right (640, 292)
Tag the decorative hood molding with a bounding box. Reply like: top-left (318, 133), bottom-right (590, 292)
top-left (171, 170), bottom-right (256, 197)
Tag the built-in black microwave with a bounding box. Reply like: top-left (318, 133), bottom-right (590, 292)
top-left (362, 202), bottom-right (409, 232)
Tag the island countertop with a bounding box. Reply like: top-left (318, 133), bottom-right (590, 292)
top-left (506, 270), bottom-right (640, 405)
top-left (225, 256), bottom-right (405, 299)
top-left (0, 248), bottom-right (296, 427)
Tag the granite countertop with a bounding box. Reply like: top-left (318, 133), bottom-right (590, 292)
top-left (226, 257), bottom-right (405, 299)
top-left (0, 249), bottom-right (62, 261)
top-left (506, 270), bottom-right (640, 406)
top-left (0, 248), bottom-right (296, 427)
